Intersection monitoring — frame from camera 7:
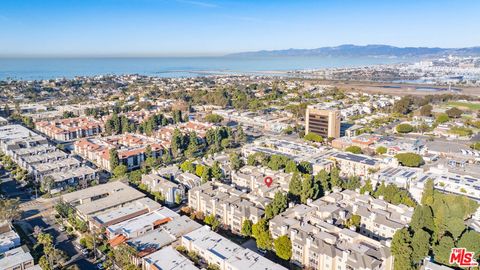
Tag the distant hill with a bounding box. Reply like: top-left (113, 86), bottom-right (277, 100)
top-left (227, 44), bottom-right (480, 58)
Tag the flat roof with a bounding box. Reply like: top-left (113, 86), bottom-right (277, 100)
top-left (144, 246), bottom-right (199, 270)
top-left (92, 197), bottom-right (161, 225)
top-left (107, 207), bottom-right (179, 236)
top-left (0, 246), bottom-right (33, 269)
top-left (62, 181), bottom-right (146, 215)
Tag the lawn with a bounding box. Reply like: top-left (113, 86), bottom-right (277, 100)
top-left (447, 101), bottom-right (480, 110)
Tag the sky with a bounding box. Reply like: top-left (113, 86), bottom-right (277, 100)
top-left (1, 0), bottom-right (479, 57)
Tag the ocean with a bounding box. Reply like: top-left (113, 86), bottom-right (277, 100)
top-left (0, 56), bottom-right (410, 80)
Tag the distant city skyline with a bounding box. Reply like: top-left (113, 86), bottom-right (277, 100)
top-left (1, 0), bottom-right (480, 57)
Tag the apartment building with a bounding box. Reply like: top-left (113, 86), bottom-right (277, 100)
top-left (0, 124), bottom-right (97, 192)
top-left (0, 222), bottom-right (20, 253)
top-left (181, 226), bottom-right (287, 270)
top-left (141, 173), bottom-right (185, 205)
top-left (188, 182), bottom-right (265, 233)
top-left (268, 190), bottom-right (413, 270)
top-left (241, 137), bottom-right (334, 175)
top-left (74, 133), bottom-right (164, 171)
top-left (231, 165), bottom-right (292, 196)
top-left (142, 246), bottom-right (199, 270)
top-left (35, 116), bottom-right (103, 141)
top-left (305, 105), bottom-right (341, 139)
top-left (322, 151), bottom-right (382, 177)
top-left (0, 246), bottom-right (40, 270)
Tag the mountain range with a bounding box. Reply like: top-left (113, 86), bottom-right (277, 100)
top-left (227, 44), bottom-right (480, 58)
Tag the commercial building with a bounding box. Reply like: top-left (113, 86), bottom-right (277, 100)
top-left (181, 226), bottom-right (287, 270)
top-left (61, 181), bottom-right (146, 221)
top-left (305, 105), bottom-right (341, 139)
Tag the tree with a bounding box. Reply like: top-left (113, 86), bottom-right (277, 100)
top-left (457, 230), bottom-right (480, 257)
top-left (229, 152), bottom-right (244, 171)
top-left (300, 174), bottom-right (317, 203)
top-left (204, 214), bottom-right (220, 231)
top-left (171, 128), bottom-right (184, 157)
top-left (236, 126), bottom-right (247, 144)
top-left (330, 167), bottom-right (341, 188)
top-left (211, 161), bottom-right (223, 180)
top-left (40, 176), bottom-right (55, 194)
top-left (436, 113), bottom-right (450, 124)
top-left (288, 172), bottom-right (302, 197)
top-left (393, 96), bottom-right (413, 115)
top-left (395, 153), bottom-right (424, 167)
top-left (360, 179), bottom-right (373, 195)
top-left (298, 161), bottom-right (313, 174)
top-left (201, 166), bottom-right (212, 183)
top-left (180, 160), bottom-right (196, 174)
top-left (175, 193), bottom-right (182, 205)
top-left (241, 219), bottom-right (253, 236)
top-left (304, 132), bottom-right (323, 143)
top-left (342, 176), bottom-right (361, 190)
top-left (421, 179), bottom-right (435, 206)
top-left (410, 205), bottom-right (434, 233)
top-left (345, 145), bottom-right (362, 154)
top-left (344, 214), bottom-right (361, 229)
top-left (285, 160), bottom-right (298, 174)
top-left (410, 229), bottom-right (430, 263)
top-left (145, 145), bottom-right (153, 158)
top-left (446, 107), bottom-right (463, 118)
top-left (396, 123), bottom-right (414, 133)
top-left (113, 164), bottom-right (128, 178)
top-left (205, 114), bottom-right (224, 123)
top-left (315, 169), bottom-right (330, 193)
top-left (252, 219), bottom-right (272, 250)
top-left (0, 198), bottom-right (21, 221)
top-left (265, 192), bottom-right (288, 219)
top-left (375, 146), bottom-right (387, 155)
top-left (419, 104), bottom-right (433, 116)
top-left (391, 228), bottom-right (415, 270)
top-left (433, 235), bottom-right (455, 265)
top-left (109, 148), bottom-right (119, 171)
top-left (186, 132), bottom-right (199, 158)
top-left (274, 235), bottom-right (292, 260)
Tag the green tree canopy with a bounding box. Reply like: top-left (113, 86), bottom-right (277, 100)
top-left (274, 235), bottom-right (292, 260)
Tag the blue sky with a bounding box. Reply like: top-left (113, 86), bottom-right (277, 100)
top-left (1, 0), bottom-right (479, 57)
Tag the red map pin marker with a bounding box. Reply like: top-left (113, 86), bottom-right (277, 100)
top-left (264, 176), bottom-right (273, 188)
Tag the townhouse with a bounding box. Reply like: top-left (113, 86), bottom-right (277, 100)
top-left (188, 181), bottom-right (265, 233)
top-left (141, 172), bottom-right (186, 205)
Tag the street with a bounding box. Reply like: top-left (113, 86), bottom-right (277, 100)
top-left (1, 171), bottom-right (96, 270)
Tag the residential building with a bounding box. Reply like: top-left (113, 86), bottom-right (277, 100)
top-left (142, 246), bottom-right (199, 270)
top-left (141, 173), bottom-right (185, 205)
top-left (0, 221), bottom-right (20, 253)
top-left (0, 246), bottom-right (40, 270)
top-left (181, 226), bottom-right (287, 270)
top-left (74, 134), bottom-right (164, 171)
top-left (188, 182), bottom-right (265, 233)
top-left (35, 116), bottom-right (103, 141)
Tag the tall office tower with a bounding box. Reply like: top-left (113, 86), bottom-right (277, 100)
top-left (305, 105), bottom-right (341, 138)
